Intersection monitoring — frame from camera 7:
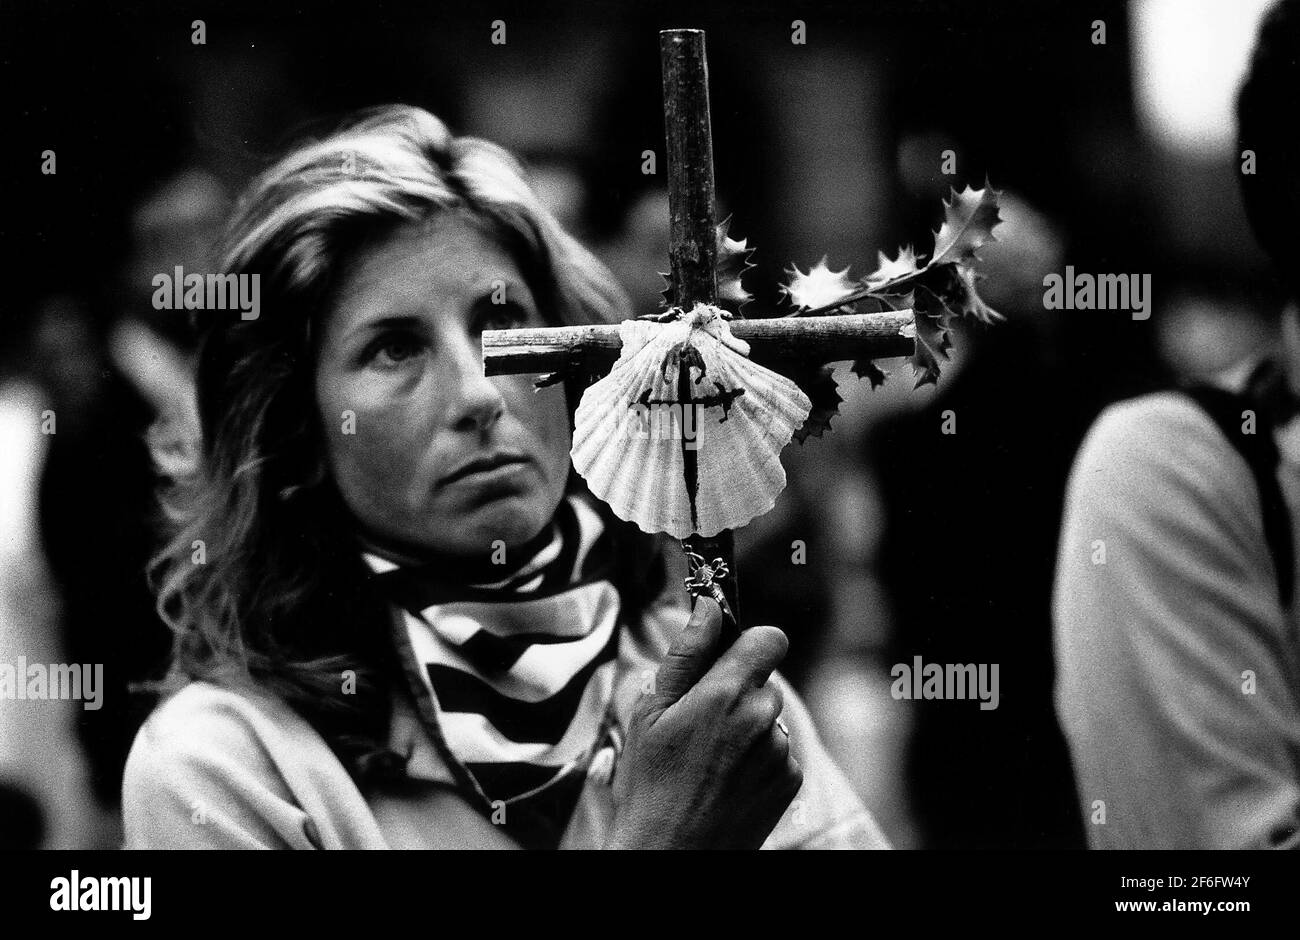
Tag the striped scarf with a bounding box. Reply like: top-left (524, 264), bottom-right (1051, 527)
top-left (365, 494), bottom-right (623, 847)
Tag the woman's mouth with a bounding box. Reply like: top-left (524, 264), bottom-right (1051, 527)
top-left (438, 452), bottom-right (533, 488)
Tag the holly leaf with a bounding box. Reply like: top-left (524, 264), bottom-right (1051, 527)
top-left (788, 364), bottom-right (842, 443)
top-left (907, 285), bottom-right (954, 388)
top-left (948, 264), bottom-right (1002, 325)
top-left (857, 184), bottom-right (1001, 386)
top-left (863, 245), bottom-right (922, 293)
top-left (658, 270), bottom-right (675, 310)
top-left (717, 216), bottom-right (757, 311)
top-left (780, 256), bottom-right (858, 313)
top-left (909, 264), bottom-right (1003, 327)
top-left (929, 183), bottom-right (1001, 270)
top-left (851, 358), bottom-right (888, 389)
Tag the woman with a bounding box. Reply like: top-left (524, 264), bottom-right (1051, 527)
top-left (123, 105), bottom-right (888, 849)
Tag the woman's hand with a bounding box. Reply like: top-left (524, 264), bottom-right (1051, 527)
top-left (606, 597), bottom-right (803, 849)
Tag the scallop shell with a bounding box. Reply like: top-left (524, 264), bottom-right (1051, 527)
top-left (571, 304), bottom-right (812, 539)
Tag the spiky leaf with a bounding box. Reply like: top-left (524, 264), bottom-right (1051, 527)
top-left (864, 245), bottom-right (922, 293)
top-left (780, 257), bottom-right (858, 313)
top-left (929, 183), bottom-right (1001, 270)
top-left (788, 364), bottom-right (842, 443)
top-left (948, 264), bottom-right (1002, 325)
top-left (851, 358), bottom-right (888, 389)
top-left (907, 285), bottom-right (954, 388)
top-left (658, 270), bottom-right (675, 310)
top-left (717, 216), bottom-right (757, 310)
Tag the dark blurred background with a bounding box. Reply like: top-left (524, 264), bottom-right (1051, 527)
top-left (0, 0), bottom-right (1285, 848)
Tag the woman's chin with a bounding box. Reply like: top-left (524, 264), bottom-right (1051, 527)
top-left (440, 496), bottom-right (554, 554)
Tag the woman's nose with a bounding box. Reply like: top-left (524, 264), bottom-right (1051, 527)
top-left (444, 337), bottom-right (506, 434)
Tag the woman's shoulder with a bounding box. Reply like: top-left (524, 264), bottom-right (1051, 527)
top-left (130, 679), bottom-right (304, 758)
top-left (121, 680), bottom-right (334, 848)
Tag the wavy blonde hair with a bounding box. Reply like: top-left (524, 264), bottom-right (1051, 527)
top-left (150, 105), bottom-right (645, 782)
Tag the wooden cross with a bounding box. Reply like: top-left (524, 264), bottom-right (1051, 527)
top-left (483, 29), bottom-right (917, 640)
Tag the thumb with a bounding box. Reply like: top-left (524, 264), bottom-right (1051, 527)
top-left (647, 596), bottom-right (723, 713)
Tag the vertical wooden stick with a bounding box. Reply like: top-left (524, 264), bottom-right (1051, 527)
top-left (661, 28), bottom-right (719, 309)
top-left (660, 28), bottom-right (740, 636)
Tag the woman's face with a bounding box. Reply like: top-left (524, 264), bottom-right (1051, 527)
top-left (315, 213), bottom-right (572, 560)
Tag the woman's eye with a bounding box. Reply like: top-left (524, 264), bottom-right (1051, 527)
top-left (364, 333), bottom-right (424, 367)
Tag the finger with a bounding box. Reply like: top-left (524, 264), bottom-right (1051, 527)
top-left (648, 596), bottom-right (723, 710)
top-left (708, 625), bottom-right (788, 695)
top-left (734, 681), bottom-right (785, 745)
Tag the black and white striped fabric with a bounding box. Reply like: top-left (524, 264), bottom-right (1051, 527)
top-left (365, 494), bottom-right (623, 821)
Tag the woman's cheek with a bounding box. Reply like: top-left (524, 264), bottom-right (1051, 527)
top-left (360, 382), bottom-right (441, 472)
top-left (326, 372), bottom-right (434, 496)
top-left (512, 379), bottom-right (572, 476)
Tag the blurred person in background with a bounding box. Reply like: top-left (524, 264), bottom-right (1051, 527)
top-left (0, 167), bottom-right (224, 848)
top-left (1054, 0), bottom-right (1300, 849)
top-left (0, 324), bottom-right (106, 849)
top-left (0, 293), bottom-right (164, 850)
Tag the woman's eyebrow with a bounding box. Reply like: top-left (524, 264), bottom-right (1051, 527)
top-left (342, 313), bottom-right (423, 344)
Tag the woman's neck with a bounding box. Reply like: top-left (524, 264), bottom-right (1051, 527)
top-left (354, 516), bottom-right (559, 577)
